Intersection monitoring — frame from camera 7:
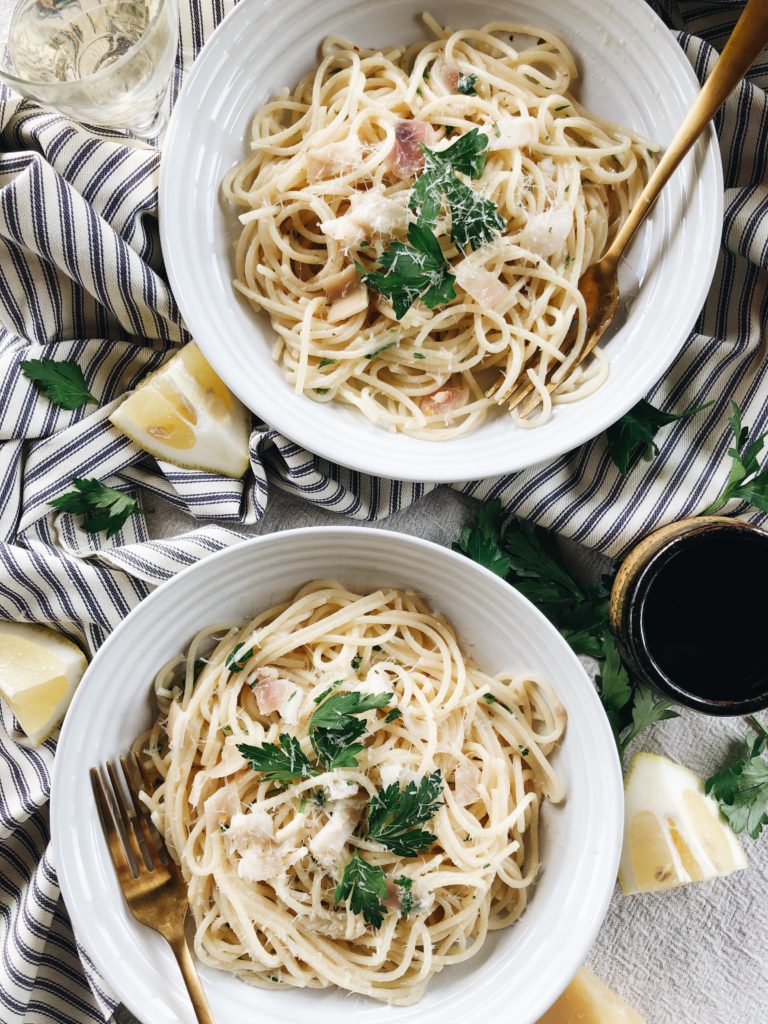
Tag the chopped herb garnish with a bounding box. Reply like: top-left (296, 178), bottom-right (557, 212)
top-left (20, 358), bottom-right (96, 410)
top-left (647, 148), bottom-right (656, 158)
top-left (334, 851), bottom-right (388, 928)
top-left (220, 822), bottom-right (229, 832)
top-left (394, 875), bottom-right (414, 916)
top-left (413, 352), bottom-right (426, 359)
top-left (237, 735), bottom-right (318, 784)
top-left (364, 341), bottom-right (397, 361)
top-left (554, 104), bottom-right (570, 111)
top-left (49, 478), bottom-right (139, 538)
top-left (192, 658), bottom-right (206, 682)
top-left (221, 724), bottom-right (233, 736)
top-left (299, 795), bottom-right (307, 813)
top-left (314, 789), bottom-right (326, 808)
top-left (313, 687), bottom-right (333, 705)
top-left (225, 643), bottom-right (254, 673)
top-left (423, 61), bottom-right (433, 80)
top-left (359, 240), bottom-right (370, 247)
top-left (314, 388), bottom-right (330, 395)
top-left (319, 357), bottom-right (337, 367)
top-left (457, 73), bottom-right (478, 95)
top-left (384, 708), bottom-right (402, 723)
top-left (372, 644), bottom-right (383, 652)
top-left (366, 771), bottom-right (443, 856)
top-left (351, 654), bottom-right (363, 670)
top-left (519, 746), bottom-right (529, 756)
top-left (492, 121), bottom-right (501, 138)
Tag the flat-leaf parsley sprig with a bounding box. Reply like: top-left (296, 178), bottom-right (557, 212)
top-left (453, 500), bottom-right (677, 762)
top-left (49, 478), bottom-right (140, 538)
top-left (333, 851), bottom-right (388, 928)
top-left (366, 770), bottom-right (444, 856)
top-left (706, 717), bottom-right (768, 839)
top-left (702, 401), bottom-right (768, 514)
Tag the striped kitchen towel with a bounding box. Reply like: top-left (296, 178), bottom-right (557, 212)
top-left (0, 1), bottom-right (767, 1021)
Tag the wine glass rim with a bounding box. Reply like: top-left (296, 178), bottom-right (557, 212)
top-left (0, 0), bottom-right (177, 90)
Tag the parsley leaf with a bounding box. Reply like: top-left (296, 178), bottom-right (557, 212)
top-left (702, 401), bottom-right (768, 514)
top-left (394, 875), bottom-right (414, 916)
top-left (365, 341), bottom-right (398, 360)
top-left (309, 690), bottom-right (392, 731)
top-left (334, 851), bottom-right (388, 928)
top-left (457, 73), bottom-right (478, 95)
top-left (311, 718), bottom-right (367, 771)
top-left (366, 770), bottom-right (443, 856)
top-left (237, 735), bottom-right (318, 785)
top-left (357, 222), bottom-right (456, 320)
top-left (618, 685), bottom-right (678, 761)
top-left (705, 720), bottom-right (768, 839)
top-left (384, 708), bottom-right (402, 723)
top-left (453, 500), bottom-right (512, 579)
top-left (423, 127), bottom-right (489, 179)
top-left (49, 478), bottom-right (139, 538)
top-left (606, 399), bottom-right (713, 475)
top-left (596, 633), bottom-right (632, 736)
top-left (225, 642), bottom-right (254, 673)
top-left (20, 358), bottom-right (96, 410)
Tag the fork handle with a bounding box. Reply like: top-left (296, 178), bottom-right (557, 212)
top-left (605, 0), bottom-right (768, 266)
top-left (169, 936), bottom-right (216, 1024)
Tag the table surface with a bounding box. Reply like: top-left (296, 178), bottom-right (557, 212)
top-left (112, 485), bottom-right (768, 1024)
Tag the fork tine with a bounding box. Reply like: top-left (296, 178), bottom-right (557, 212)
top-left (106, 759), bottom-right (146, 874)
top-left (120, 754), bottom-right (165, 867)
top-left (90, 767), bottom-right (132, 882)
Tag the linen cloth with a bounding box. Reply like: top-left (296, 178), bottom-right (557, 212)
top-left (0, 0), bottom-right (767, 1021)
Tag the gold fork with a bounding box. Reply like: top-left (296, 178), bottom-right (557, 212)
top-left (91, 755), bottom-right (215, 1024)
top-left (501, 0), bottom-right (768, 418)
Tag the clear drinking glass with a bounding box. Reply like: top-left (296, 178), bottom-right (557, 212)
top-left (0, 0), bottom-right (178, 139)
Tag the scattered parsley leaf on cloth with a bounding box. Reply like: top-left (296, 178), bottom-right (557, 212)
top-left (49, 478), bottom-right (139, 537)
top-left (606, 399), bottom-right (713, 475)
top-left (20, 358), bottom-right (96, 410)
top-left (706, 722), bottom-right (768, 839)
top-left (366, 770), bottom-right (443, 856)
top-left (334, 851), bottom-right (388, 928)
top-left (703, 401), bottom-right (768, 514)
top-left (237, 735), bottom-right (318, 785)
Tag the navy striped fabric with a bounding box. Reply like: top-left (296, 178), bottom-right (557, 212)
top-left (1, 1), bottom-right (767, 1020)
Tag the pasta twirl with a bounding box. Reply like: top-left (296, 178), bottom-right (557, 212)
top-left (223, 15), bottom-right (657, 438)
top-left (137, 582), bottom-right (567, 1004)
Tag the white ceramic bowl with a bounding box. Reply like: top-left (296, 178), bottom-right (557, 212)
top-left (160, 0), bottom-right (722, 483)
top-left (52, 527), bottom-right (622, 1024)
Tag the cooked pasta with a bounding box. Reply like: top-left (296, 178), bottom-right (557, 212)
top-left (137, 582), bottom-right (567, 1004)
top-left (223, 14), bottom-right (657, 438)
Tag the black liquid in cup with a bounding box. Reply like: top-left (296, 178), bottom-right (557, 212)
top-left (620, 522), bottom-right (768, 715)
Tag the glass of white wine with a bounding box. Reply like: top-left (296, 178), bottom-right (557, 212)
top-left (0, 0), bottom-right (178, 139)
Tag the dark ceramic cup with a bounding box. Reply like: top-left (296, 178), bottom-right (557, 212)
top-left (609, 516), bottom-right (768, 716)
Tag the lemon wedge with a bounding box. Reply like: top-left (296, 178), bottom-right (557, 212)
top-left (109, 343), bottom-right (251, 477)
top-left (0, 622), bottom-right (88, 745)
top-left (619, 752), bottom-right (747, 895)
top-left (537, 967), bottom-right (646, 1023)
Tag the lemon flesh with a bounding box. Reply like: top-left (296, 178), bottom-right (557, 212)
top-left (0, 622), bottom-right (88, 745)
top-left (537, 968), bottom-right (646, 1023)
top-left (619, 752), bottom-right (747, 895)
top-left (109, 343), bottom-right (251, 478)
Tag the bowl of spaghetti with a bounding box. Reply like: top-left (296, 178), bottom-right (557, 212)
top-left (52, 527), bottom-right (622, 1024)
top-left (160, 0), bottom-right (721, 482)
